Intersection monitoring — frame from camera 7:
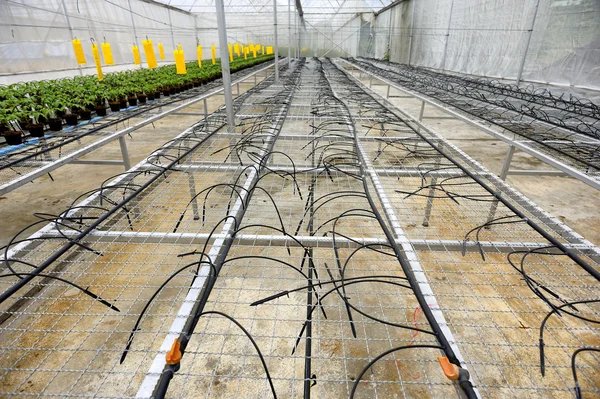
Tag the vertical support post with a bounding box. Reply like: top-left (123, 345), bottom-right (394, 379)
top-left (127, 0), bottom-right (143, 68)
top-left (288, 0), bottom-right (291, 66)
top-left (407, 0), bottom-right (416, 66)
top-left (486, 145), bottom-right (516, 222)
top-left (273, 0), bottom-right (280, 82)
top-left (418, 100), bottom-right (425, 121)
top-left (118, 136), bottom-right (131, 170)
top-left (187, 173), bottom-right (200, 220)
top-left (440, 0), bottom-right (454, 71)
top-left (295, 5), bottom-right (298, 58)
top-left (423, 142), bottom-right (444, 226)
top-left (203, 98), bottom-right (208, 118)
top-left (214, 0), bottom-right (235, 131)
top-left (296, 7), bottom-right (300, 57)
top-left (168, 8), bottom-right (176, 50)
top-left (61, 0), bottom-right (83, 76)
top-left (236, 82), bottom-right (240, 95)
top-left (386, 84), bottom-right (391, 99)
top-left (516, 0), bottom-right (541, 85)
top-left (369, 75), bottom-right (373, 88)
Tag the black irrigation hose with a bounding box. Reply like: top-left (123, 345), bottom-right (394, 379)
top-left (148, 60), bottom-right (305, 399)
top-left (0, 59), bottom-right (286, 306)
top-left (0, 116), bottom-right (226, 305)
top-left (572, 348), bottom-right (600, 399)
top-left (349, 344), bottom-right (445, 398)
top-left (321, 57), bottom-right (478, 397)
top-left (336, 59), bottom-right (600, 282)
top-left (0, 272), bottom-right (119, 311)
top-left (349, 58), bottom-right (600, 171)
top-left (538, 298), bottom-right (600, 377)
top-left (356, 57), bottom-right (600, 139)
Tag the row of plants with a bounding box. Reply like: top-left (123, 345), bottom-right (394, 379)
top-left (0, 55), bottom-right (273, 145)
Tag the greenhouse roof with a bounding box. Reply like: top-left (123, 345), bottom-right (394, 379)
top-left (152, 0), bottom-right (394, 18)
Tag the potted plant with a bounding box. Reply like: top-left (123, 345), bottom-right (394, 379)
top-left (0, 111), bottom-right (23, 145)
top-left (24, 108), bottom-right (48, 138)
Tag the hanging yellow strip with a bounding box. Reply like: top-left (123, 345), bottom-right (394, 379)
top-left (174, 49), bottom-right (187, 74)
top-left (197, 45), bottom-right (203, 68)
top-left (72, 39), bottom-right (86, 64)
top-left (261, 45), bottom-right (265, 55)
top-left (101, 42), bottom-right (114, 65)
top-left (211, 44), bottom-right (216, 65)
top-left (91, 44), bottom-right (103, 81)
top-left (132, 45), bottom-right (141, 65)
top-left (244, 46), bottom-right (247, 60)
top-left (158, 43), bottom-right (165, 60)
top-left (142, 39), bottom-right (158, 69)
top-left (228, 43), bottom-right (233, 62)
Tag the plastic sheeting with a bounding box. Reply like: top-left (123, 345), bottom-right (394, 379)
top-left (0, 0), bottom-right (256, 84)
top-left (375, 0), bottom-right (600, 91)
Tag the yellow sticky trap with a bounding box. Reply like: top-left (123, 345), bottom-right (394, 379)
top-left (262, 45), bottom-right (265, 55)
top-left (158, 43), bottom-right (165, 60)
top-left (234, 43), bottom-right (240, 57)
top-left (243, 46), bottom-right (247, 60)
top-left (101, 42), bottom-right (114, 65)
top-left (174, 49), bottom-right (186, 74)
top-left (177, 44), bottom-right (182, 51)
top-left (72, 39), bottom-right (86, 64)
top-left (211, 44), bottom-right (216, 65)
top-left (132, 45), bottom-right (141, 65)
top-left (228, 44), bottom-right (233, 62)
top-left (91, 44), bottom-right (103, 81)
top-left (197, 45), bottom-right (203, 68)
top-left (266, 46), bottom-right (273, 55)
top-left (142, 39), bottom-right (158, 69)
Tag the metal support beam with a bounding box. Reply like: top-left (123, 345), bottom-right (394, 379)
top-left (60, 0), bottom-right (83, 76)
top-left (423, 142), bottom-right (444, 226)
top-left (516, 0), bottom-right (541, 85)
top-left (118, 136), bottom-right (131, 170)
top-left (214, 0), bottom-right (235, 131)
top-left (273, 0), bottom-right (280, 82)
top-left (487, 144), bottom-right (514, 222)
top-left (440, 0), bottom-right (454, 71)
top-left (127, 0), bottom-right (143, 68)
top-left (506, 169), bottom-right (566, 176)
top-left (418, 100), bottom-right (425, 121)
top-left (70, 159), bottom-right (125, 166)
top-left (407, 0), bottom-right (415, 66)
top-left (288, 0), bottom-right (291, 66)
top-left (167, 8), bottom-right (176, 50)
top-left (187, 173), bottom-right (200, 220)
top-left (44, 229), bottom-right (577, 254)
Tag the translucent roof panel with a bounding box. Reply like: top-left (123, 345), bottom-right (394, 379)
top-left (154, 0), bottom-right (393, 22)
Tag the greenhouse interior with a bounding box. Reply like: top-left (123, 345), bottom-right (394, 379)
top-left (0, 0), bottom-right (599, 398)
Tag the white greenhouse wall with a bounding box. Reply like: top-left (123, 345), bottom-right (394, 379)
top-left (376, 0), bottom-right (600, 91)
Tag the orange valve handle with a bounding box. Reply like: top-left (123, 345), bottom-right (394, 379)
top-left (166, 338), bottom-right (182, 365)
top-left (438, 356), bottom-right (460, 380)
